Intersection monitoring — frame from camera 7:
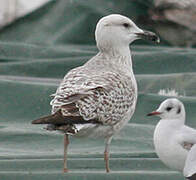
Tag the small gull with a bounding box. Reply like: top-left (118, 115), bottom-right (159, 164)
top-left (147, 98), bottom-right (196, 179)
top-left (32, 14), bottom-right (159, 173)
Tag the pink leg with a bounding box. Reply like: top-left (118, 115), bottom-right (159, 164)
top-left (104, 147), bottom-right (110, 173)
top-left (63, 134), bottom-right (69, 173)
top-left (104, 137), bottom-right (112, 173)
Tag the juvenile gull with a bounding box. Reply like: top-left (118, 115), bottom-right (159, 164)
top-left (148, 98), bottom-right (196, 179)
top-left (32, 14), bottom-right (159, 173)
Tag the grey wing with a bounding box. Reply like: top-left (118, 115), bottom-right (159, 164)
top-left (176, 126), bottom-right (196, 151)
top-left (183, 144), bottom-right (196, 178)
top-left (50, 70), bottom-right (136, 126)
top-left (179, 126), bottom-right (196, 145)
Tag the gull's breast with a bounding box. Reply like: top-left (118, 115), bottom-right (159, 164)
top-left (154, 122), bottom-right (188, 171)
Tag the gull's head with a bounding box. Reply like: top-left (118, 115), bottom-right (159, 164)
top-left (95, 14), bottom-right (160, 52)
top-left (147, 98), bottom-right (185, 121)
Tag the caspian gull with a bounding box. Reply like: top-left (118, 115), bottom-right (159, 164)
top-left (32, 14), bottom-right (159, 173)
top-left (147, 98), bottom-right (196, 179)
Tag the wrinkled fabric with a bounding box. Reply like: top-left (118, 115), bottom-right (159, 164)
top-left (0, 0), bottom-right (195, 179)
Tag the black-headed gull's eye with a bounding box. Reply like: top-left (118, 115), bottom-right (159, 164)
top-left (166, 107), bottom-right (172, 111)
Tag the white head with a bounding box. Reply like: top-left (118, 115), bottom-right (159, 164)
top-left (95, 14), bottom-right (159, 54)
top-left (147, 98), bottom-right (186, 122)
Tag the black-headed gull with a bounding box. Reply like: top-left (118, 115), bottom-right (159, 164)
top-left (148, 98), bottom-right (196, 179)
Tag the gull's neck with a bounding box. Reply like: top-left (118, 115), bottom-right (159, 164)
top-left (96, 44), bottom-right (137, 94)
top-left (100, 45), bottom-right (132, 68)
top-left (158, 118), bottom-right (185, 129)
top-left (100, 45), bottom-right (130, 56)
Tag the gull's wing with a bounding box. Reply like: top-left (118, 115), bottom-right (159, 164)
top-left (183, 144), bottom-right (196, 179)
top-left (176, 126), bottom-right (196, 150)
top-left (50, 67), bottom-right (136, 126)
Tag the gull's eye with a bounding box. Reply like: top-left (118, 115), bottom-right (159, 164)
top-left (123, 23), bottom-right (130, 28)
top-left (166, 107), bottom-right (172, 111)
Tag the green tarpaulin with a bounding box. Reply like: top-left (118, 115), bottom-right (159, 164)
top-left (0, 0), bottom-right (196, 179)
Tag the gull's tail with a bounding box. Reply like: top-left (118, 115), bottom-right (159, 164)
top-left (31, 111), bottom-right (80, 134)
top-left (31, 110), bottom-right (97, 125)
top-left (32, 111), bottom-right (68, 125)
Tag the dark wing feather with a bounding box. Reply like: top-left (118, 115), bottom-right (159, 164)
top-left (32, 105), bottom-right (101, 125)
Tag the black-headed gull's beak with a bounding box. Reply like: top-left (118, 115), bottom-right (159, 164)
top-left (147, 111), bottom-right (162, 116)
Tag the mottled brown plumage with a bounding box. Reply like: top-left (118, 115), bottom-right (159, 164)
top-left (32, 14), bottom-right (159, 173)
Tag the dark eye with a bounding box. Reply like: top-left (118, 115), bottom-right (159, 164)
top-left (123, 23), bottom-right (130, 28)
top-left (166, 107), bottom-right (172, 111)
top-left (177, 107), bottom-right (181, 114)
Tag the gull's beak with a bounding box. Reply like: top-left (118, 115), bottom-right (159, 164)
top-left (136, 30), bottom-right (160, 43)
top-left (147, 111), bottom-right (162, 116)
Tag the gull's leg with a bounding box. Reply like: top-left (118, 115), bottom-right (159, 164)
top-left (104, 136), bottom-right (113, 173)
top-left (63, 134), bottom-right (69, 173)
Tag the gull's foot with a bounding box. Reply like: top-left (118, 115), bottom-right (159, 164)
top-left (63, 168), bottom-right (69, 173)
top-left (106, 168), bottom-right (110, 173)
